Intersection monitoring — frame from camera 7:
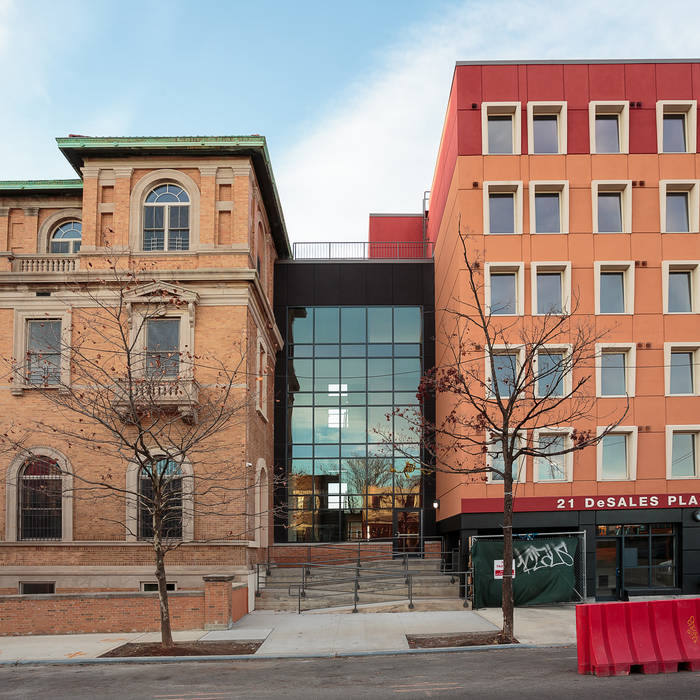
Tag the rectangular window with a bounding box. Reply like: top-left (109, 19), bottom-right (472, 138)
top-left (536, 272), bottom-right (563, 314)
top-left (482, 103), bottom-right (521, 155)
top-left (527, 102), bottom-right (566, 154)
top-left (663, 114), bottom-right (687, 153)
top-left (26, 320), bottom-right (61, 385)
top-left (488, 433), bottom-right (524, 483)
top-left (596, 115), bottom-right (620, 153)
top-left (141, 582), bottom-right (176, 592)
top-left (485, 183), bottom-right (522, 235)
top-left (657, 101), bottom-right (697, 153)
top-left (489, 193), bottom-right (515, 233)
top-left (666, 192), bottom-right (689, 232)
top-left (19, 582), bottom-right (55, 595)
top-left (536, 433), bottom-right (567, 481)
top-left (532, 115), bottom-right (559, 153)
top-left (601, 352), bottom-right (627, 396)
top-left (598, 192), bottom-right (622, 232)
top-left (490, 273), bottom-right (516, 315)
top-left (600, 272), bottom-right (625, 313)
top-left (601, 433), bottom-right (630, 480)
top-left (671, 432), bottom-right (697, 478)
top-left (491, 352), bottom-right (520, 398)
top-left (668, 270), bottom-right (693, 312)
top-left (670, 351), bottom-right (694, 394)
top-left (145, 318), bottom-right (180, 378)
top-left (488, 115), bottom-right (514, 154)
top-left (534, 192), bottom-right (561, 233)
top-left (590, 102), bottom-right (629, 154)
top-left (536, 351), bottom-right (565, 397)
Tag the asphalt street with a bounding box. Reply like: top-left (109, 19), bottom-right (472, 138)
top-left (0, 647), bottom-right (699, 699)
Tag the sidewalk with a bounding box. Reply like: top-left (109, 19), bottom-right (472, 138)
top-left (0, 607), bottom-right (576, 663)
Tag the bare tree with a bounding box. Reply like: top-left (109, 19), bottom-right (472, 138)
top-left (5, 259), bottom-right (279, 648)
top-left (384, 225), bottom-right (627, 643)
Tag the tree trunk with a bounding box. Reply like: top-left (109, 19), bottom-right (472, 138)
top-left (501, 466), bottom-right (515, 644)
top-left (154, 535), bottom-right (174, 648)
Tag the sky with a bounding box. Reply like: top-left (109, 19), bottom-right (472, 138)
top-left (1, 0), bottom-right (700, 245)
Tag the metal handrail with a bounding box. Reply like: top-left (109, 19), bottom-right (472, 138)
top-left (292, 241), bottom-right (435, 260)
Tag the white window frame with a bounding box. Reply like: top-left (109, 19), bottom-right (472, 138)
top-left (592, 181), bottom-right (632, 234)
top-left (595, 343), bottom-right (636, 398)
top-left (12, 307), bottom-right (72, 396)
top-left (482, 102), bottom-right (521, 155)
top-left (596, 426), bottom-right (638, 481)
top-left (484, 262), bottom-right (525, 316)
top-left (533, 428), bottom-right (573, 483)
top-left (659, 180), bottom-right (699, 233)
top-left (664, 343), bottom-right (700, 396)
top-left (662, 261), bottom-right (700, 314)
top-left (656, 100), bottom-right (697, 154)
top-left (530, 262), bottom-right (571, 315)
top-left (483, 182), bottom-right (523, 235)
top-left (486, 430), bottom-right (526, 483)
top-left (665, 425), bottom-right (700, 479)
top-left (527, 102), bottom-right (567, 155)
top-left (485, 345), bottom-right (525, 399)
top-left (589, 101), bottom-right (630, 154)
top-left (594, 261), bottom-right (635, 315)
top-left (533, 344), bottom-right (573, 399)
top-left (528, 181), bottom-right (569, 234)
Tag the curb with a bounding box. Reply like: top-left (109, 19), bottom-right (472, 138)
top-left (0, 642), bottom-right (573, 666)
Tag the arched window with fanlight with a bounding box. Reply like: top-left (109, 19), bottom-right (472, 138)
top-left (49, 221), bottom-right (82, 254)
top-left (138, 458), bottom-right (183, 540)
top-left (18, 457), bottom-right (63, 540)
top-left (143, 184), bottom-right (190, 251)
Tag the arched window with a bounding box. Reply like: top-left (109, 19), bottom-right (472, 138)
top-left (143, 184), bottom-right (190, 251)
top-left (49, 221), bottom-right (82, 254)
top-left (18, 457), bottom-right (63, 540)
top-left (138, 459), bottom-right (183, 540)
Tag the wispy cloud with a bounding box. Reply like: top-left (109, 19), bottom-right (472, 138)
top-left (276, 0), bottom-right (700, 243)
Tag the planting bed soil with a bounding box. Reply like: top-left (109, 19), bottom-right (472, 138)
top-left (100, 640), bottom-right (263, 657)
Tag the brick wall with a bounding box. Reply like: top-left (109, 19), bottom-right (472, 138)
top-left (0, 578), bottom-right (248, 636)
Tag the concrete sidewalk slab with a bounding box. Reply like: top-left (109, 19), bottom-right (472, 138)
top-left (234, 610), bottom-right (499, 655)
top-left (473, 606), bottom-right (577, 645)
top-left (200, 629), bottom-right (272, 641)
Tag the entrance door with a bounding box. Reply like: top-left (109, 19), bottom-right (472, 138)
top-left (393, 509), bottom-right (421, 555)
top-left (595, 539), bottom-right (621, 600)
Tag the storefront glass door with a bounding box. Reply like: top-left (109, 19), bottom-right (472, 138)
top-left (595, 539), bottom-right (620, 600)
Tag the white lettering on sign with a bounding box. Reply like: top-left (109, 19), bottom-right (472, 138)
top-left (493, 560), bottom-right (516, 580)
top-left (554, 494), bottom-right (693, 510)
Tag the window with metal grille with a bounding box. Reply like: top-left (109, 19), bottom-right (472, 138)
top-left (145, 318), bottom-right (180, 378)
top-left (20, 581), bottom-right (55, 594)
top-left (143, 184), bottom-right (190, 251)
top-left (26, 319), bottom-right (61, 385)
top-left (18, 457), bottom-right (62, 540)
top-left (139, 459), bottom-right (183, 540)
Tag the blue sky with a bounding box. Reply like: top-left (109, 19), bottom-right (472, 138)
top-left (2, 0), bottom-right (700, 243)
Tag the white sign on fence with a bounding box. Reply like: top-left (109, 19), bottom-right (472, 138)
top-left (493, 560), bottom-right (516, 580)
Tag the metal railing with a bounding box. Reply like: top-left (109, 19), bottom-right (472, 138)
top-left (292, 241), bottom-right (434, 260)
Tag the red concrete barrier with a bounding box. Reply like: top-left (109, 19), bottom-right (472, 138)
top-left (576, 598), bottom-right (700, 676)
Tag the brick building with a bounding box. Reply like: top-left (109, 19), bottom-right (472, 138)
top-left (0, 137), bottom-right (289, 594)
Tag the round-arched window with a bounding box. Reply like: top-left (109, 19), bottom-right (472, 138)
top-left (19, 457), bottom-right (62, 540)
top-left (143, 184), bottom-right (190, 252)
top-left (50, 221), bottom-right (82, 254)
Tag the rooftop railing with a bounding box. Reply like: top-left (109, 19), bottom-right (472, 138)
top-left (292, 241), bottom-right (434, 260)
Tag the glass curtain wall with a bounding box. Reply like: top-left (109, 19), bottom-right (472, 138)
top-left (286, 306), bottom-right (422, 542)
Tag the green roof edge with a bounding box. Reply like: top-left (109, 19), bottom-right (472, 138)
top-left (0, 179), bottom-right (83, 191)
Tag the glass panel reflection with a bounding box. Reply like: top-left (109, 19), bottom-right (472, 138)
top-left (285, 306), bottom-right (424, 542)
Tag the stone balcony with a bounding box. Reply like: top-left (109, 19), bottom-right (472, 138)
top-left (12, 255), bottom-right (79, 273)
top-left (113, 378), bottom-right (199, 419)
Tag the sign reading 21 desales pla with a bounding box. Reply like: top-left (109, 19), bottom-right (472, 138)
top-left (462, 493), bottom-right (700, 514)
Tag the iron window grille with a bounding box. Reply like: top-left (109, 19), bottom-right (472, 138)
top-left (18, 457), bottom-right (62, 540)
